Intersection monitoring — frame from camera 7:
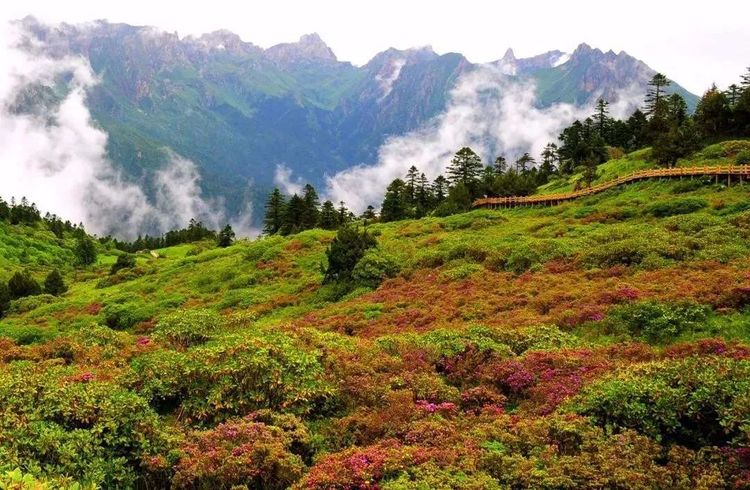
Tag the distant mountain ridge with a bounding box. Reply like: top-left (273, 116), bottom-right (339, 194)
top-left (15, 17), bottom-right (699, 224)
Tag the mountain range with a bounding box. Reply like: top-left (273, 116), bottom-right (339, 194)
top-left (16, 17), bottom-right (698, 225)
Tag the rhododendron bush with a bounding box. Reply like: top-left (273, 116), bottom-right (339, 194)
top-left (3, 176), bottom-right (750, 487)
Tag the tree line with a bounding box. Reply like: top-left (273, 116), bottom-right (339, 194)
top-left (0, 196), bottom-right (87, 240)
top-left (258, 68), bottom-right (750, 232)
top-left (557, 68), bottom-right (750, 180)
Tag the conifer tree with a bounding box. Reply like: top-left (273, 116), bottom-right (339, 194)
top-left (493, 155), bottom-right (507, 174)
top-left (446, 147), bottom-right (483, 189)
top-left (380, 179), bottom-right (409, 222)
top-left (44, 269), bottom-right (67, 296)
top-left (432, 175), bottom-right (449, 203)
top-left (217, 224), bottom-right (235, 247)
top-left (337, 201), bottom-right (350, 225)
top-left (318, 200), bottom-right (339, 230)
top-left (75, 237), bottom-right (97, 266)
top-left (540, 143), bottom-right (559, 178)
top-left (361, 205), bottom-right (377, 221)
top-left (263, 188), bottom-right (286, 235)
top-left (593, 98), bottom-right (610, 138)
top-left (282, 194), bottom-right (305, 235)
top-left (694, 85), bottom-right (731, 140)
top-left (0, 282), bottom-right (10, 318)
top-left (301, 184), bottom-right (320, 230)
top-left (405, 165), bottom-right (420, 204)
top-left (515, 153), bottom-right (535, 173)
top-left (644, 73), bottom-right (671, 116)
top-left (8, 271), bottom-right (41, 299)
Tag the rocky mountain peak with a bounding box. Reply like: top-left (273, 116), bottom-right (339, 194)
top-left (266, 32), bottom-right (338, 65)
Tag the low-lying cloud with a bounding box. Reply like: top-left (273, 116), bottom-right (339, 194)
top-left (0, 22), bottom-right (233, 239)
top-left (322, 64), bottom-right (642, 213)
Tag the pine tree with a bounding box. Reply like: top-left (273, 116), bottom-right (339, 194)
top-left (217, 224), bottom-right (235, 247)
top-left (44, 269), bottom-right (67, 296)
top-left (593, 98), bottom-right (610, 138)
top-left (540, 143), bottom-right (559, 178)
top-left (318, 200), bottom-right (339, 230)
top-left (515, 153), bottom-right (535, 173)
top-left (75, 237), bottom-right (97, 266)
top-left (323, 226), bottom-right (377, 284)
top-left (493, 156), bottom-right (507, 174)
top-left (263, 188), bottom-right (286, 235)
top-left (667, 93), bottom-right (688, 126)
top-left (405, 165), bottom-right (419, 204)
top-left (741, 67), bottom-right (750, 90)
top-left (361, 205), bottom-right (377, 221)
top-left (725, 84), bottom-right (742, 107)
top-left (338, 201), bottom-right (350, 225)
top-left (380, 179), bottom-right (409, 222)
top-left (300, 184), bottom-right (320, 230)
top-left (644, 73), bottom-right (671, 116)
top-left (0, 282), bottom-right (10, 318)
top-left (694, 85), bottom-right (731, 140)
top-left (446, 147), bottom-right (483, 189)
top-left (8, 271), bottom-right (41, 299)
top-left (432, 175), bottom-right (449, 203)
top-left (281, 194), bottom-right (305, 235)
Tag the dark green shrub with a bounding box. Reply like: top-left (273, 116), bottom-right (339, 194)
top-left (572, 357), bottom-right (750, 448)
top-left (7, 271), bottom-right (41, 299)
top-left (102, 302), bottom-right (154, 330)
top-left (646, 198), bottom-right (707, 217)
top-left (0, 282), bottom-right (10, 317)
top-left (44, 269), bottom-right (67, 296)
top-left (110, 254), bottom-right (136, 275)
top-left (606, 300), bottom-right (709, 343)
top-left (735, 150), bottom-right (750, 165)
top-left (351, 249), bottom-right (400, 288)
top-left (75, 237), bottom-right (97, 266)
top-left (153, 309), bottom-right (224, 349)
top-left (323, 226), bottom-right (376, 283)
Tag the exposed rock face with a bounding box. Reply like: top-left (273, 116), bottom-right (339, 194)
top-left (11, 17), bottom-right (698, 223)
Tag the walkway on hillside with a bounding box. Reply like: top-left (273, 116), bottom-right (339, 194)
top-left (473, 165), bottom-right (750, 209)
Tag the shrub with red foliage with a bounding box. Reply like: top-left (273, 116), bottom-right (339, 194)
top-left (173, 412), bottom-right (309, 489)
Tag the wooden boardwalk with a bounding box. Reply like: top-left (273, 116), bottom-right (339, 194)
top-left (473, 165), bottom-right (750, 209)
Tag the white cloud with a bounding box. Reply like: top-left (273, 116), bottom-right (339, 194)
top-left (273, 164), bottom-right (304, 196)
top-left (322, 64), bottom-right (599, 212)
top-left (375, 58), bottom-right (406, 99)
top-left (0, 22), bottom-right (227, 239)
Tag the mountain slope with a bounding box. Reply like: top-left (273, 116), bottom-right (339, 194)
top-left (1, 144), bottom-right (749, 487)
top-left (15, 18), bottom-right (700, 226)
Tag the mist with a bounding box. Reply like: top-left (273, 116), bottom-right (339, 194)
top-left (0, 22), bottom-right (234, 240)
top-left (321, 64), bottom-right (642, 213)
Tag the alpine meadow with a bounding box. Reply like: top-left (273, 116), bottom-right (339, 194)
top-left (2, 2), bottom-right (750, 489)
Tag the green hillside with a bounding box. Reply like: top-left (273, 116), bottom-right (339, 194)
top-left (3, 142), bottom-right (750, 488)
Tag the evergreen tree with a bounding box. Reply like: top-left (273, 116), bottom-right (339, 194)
top-left (44, 269), bottom-right (67, 296)
top-left (318, 200), bottom-right (339, 230)
top-left (446, 147), bottom-right (483, 191)
top-left (337, 202), bottom-right (351, 225)
top-left (515, 153), bottom-right (535, 173)
top-left (281, 194), bottom-right (305, 235)
top-left (361, 205), bottom-right (377, 221)
top-left (667, 93), bottom-right (688, 126)
top-left (644, 73), bottom-right (671, 116)
top-left (0, 282), bottom-right (10, 317)
top-left (626, 109), bottom-right (649, 150)
top-left (493, 155), bottom-right (507, 174)
top-left (540, 143), bottom-right (559, 178)
top-left (432, 175), bottom-right (449, 203)
top-left (405, 165), bottom-right (420, 204)
top-left (75, 237), bottom-right (97, 266)
top-left (416, 173), bottom-right (431, 215)
top-left (323, 226), bottom-right (377, 284)
top-left (725, 84), bottom-right (742, 107)
top-left (593, 98), bottom-right (610, 138)
top-left (694, 85), bottom-right (732, 140)
top-left (110, 254), bottom-right (136, 275)
top-left (741, 67), bottom-right (750, 90)
top-left (8, 271), bottom-right (41, 299)
top-left (380, 179), bottom-right (409, 222)
top-left (300, 184), bottom-right (320, 230)
top-left (217, 224), bottom-right (235, 247)
top-left (652, 119), bottom-right (701, 167)
top-left (263, 188), bottom-right (286, 235)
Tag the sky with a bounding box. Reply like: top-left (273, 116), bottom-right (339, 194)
top-left (0, 0), bottom-right (747, 94)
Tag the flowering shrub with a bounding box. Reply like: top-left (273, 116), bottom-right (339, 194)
top-left (606, 300), bottom-right (709, 343)
top-left (152, 309), bottom-right (224, 349)
top-left (173, 412), bottom-right (310, 489)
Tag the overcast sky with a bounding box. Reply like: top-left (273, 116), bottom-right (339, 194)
top-left (1, 0), bottom-right (747, 94)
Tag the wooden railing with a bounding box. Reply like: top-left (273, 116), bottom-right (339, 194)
top-left (473, 166), bottom-right (750, 208)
